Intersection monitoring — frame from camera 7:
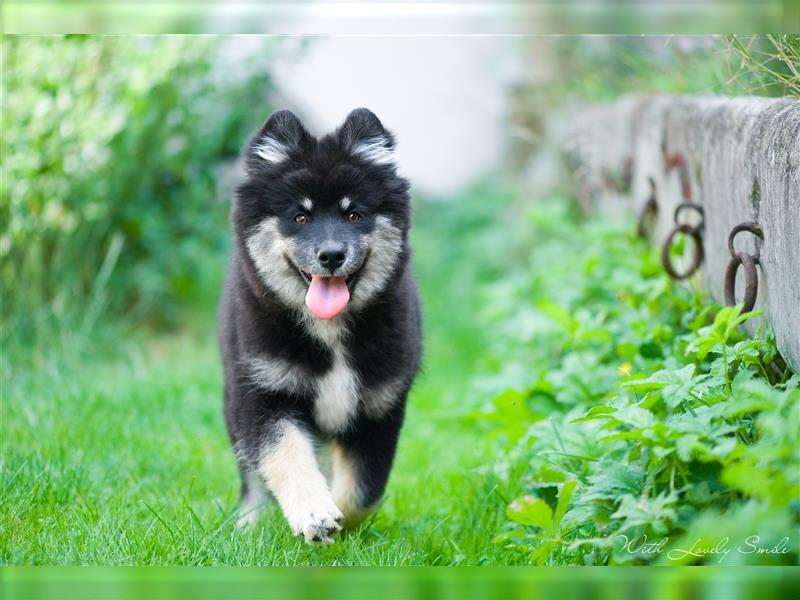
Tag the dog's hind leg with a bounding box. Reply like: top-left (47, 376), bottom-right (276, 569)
top-left (331, 410), bottom-right (404, 530)
top-left (236, 467), bottom-right (267, 529)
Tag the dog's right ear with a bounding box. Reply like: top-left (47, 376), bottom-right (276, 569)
top-left (247, 109), bottom-right (312, 169)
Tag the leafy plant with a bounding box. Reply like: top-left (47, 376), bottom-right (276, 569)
top-left (505, 480), bottom-right (577, 563)
top-left (475, 198), bottom-right (798, 565)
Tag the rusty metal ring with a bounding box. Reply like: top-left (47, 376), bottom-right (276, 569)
top-left (679, 169), bottom-right (692, 201)
top-left (665, 153), bottom-right (692, 200)
top-left (602, 169), bottom-right (620, 193)
top-left (637, 196), bottom-right (658, 239)
top-left (661, 223), bottom-right (704, 280)
top-left (665, 152), bottom-right (686, 173)
top-left (724, 252), bottom-right (759, 312)
top-left (637, 178), bottom-right (658, 239)
top-left (673, 202), bottom-right (705, 230)
top-left (727, 222), bottom-right (764, 259)
top-left (622, 156), bottom-right (634, 192)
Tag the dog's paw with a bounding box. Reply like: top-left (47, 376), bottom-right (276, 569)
top-left (286, 496), bottom-right (344, 544)
top-left (236, 507), bottom-right (262, 529)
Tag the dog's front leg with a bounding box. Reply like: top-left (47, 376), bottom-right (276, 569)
top-left (258, 419), bottom-right (343, 543)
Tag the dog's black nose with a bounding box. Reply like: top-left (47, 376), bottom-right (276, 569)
top-left (318, 245), bottom-right (346, 272)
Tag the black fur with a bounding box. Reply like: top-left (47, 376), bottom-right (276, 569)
top-left (219, 108), bottom-right (422, 536)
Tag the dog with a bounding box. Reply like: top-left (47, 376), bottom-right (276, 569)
top-left (219, 108), bottom-right (422, 543)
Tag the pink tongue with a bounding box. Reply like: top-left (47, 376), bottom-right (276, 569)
top-left (305, 275), bottom-right (350, 319)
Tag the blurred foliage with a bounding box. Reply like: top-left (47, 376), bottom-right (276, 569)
top-left (541, 35), bottom-right (797, 102)
top-left (509, 35), bottom-right (798, 163)
top-left (547, 37), bottom-right (733, 100)
top-left (1, 35), bottom-right (272, 340)
top-left (472, 199), bottom-right (798, 565)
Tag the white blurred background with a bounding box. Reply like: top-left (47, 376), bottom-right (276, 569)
top-left (268, 36), bottom-right (524, 197)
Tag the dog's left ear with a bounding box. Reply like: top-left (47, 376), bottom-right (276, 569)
top-left (339, 108), bottom-right (396, 166)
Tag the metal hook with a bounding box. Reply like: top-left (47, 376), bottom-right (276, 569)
top-left (724, 222), bottom-right (764, 312)
top-left (661, 203), bottom-right (705, 280)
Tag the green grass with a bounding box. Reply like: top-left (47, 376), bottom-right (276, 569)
top-left (4, 185), bottom-right (795, 566)
top-left (1, 184), bottom-right (531, 566)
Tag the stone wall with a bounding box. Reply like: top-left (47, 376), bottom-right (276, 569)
top-left (565, 95), bottom-right (800, 372)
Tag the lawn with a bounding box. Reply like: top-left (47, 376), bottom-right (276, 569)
top-left (3, 184), bottom-right (797, 566)
top-left (1, 185), bottom-right (531, 566)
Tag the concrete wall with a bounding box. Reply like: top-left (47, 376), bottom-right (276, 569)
top-left (565, 95), bottom-right (800, 372)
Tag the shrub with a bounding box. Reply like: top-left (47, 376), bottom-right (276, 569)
top-left (474, 198), bottom-right (798, 565)
top-left (1, 36), bottom-right (272, 339)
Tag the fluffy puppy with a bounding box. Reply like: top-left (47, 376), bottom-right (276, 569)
top-left (219, 108), bottom-right (421, 542)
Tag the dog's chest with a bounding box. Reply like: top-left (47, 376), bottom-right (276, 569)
top-left (313, 348), bottom-right (360, 433)
top-left (247, 320), bottom-right (399, 433)
top-left (306, 320), bottom-right (361, 434)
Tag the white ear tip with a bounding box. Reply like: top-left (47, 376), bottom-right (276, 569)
top-left (253, 136), bottom-right (290, 164)
top-left (352, 139), bottom-right (395, 165)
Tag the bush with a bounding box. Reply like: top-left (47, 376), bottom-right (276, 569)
top-left (473, 198), bottom-right (798, 565)
top-left (1, 36), bottom-right (272, 339)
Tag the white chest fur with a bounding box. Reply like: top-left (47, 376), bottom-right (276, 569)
top-left (313, 348), bottom-right (360, 433)
top-left (246, 319), bottom-right (377, 434)
top-left (303, 318), bottom-right (361, 433)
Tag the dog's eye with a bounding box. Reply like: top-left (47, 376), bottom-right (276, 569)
top-left (346, 211), bottom-right (362, 223)
top-left (294, 213), bottom-right (309, 224)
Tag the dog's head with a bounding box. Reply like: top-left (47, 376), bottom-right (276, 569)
top-left (234, 108), bottom-right (411, 320)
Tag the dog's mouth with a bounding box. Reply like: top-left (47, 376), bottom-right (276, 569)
top-left (296, 269), bottom-right (355, 287)
top-left (288, 257), bottom-right (367, 320)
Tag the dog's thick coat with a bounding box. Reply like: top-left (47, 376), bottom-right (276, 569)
top-left (219, 108), bottom-right (421, 542)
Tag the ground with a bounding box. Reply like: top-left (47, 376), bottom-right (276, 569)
top-left (3, 185), bottom-right (797, 567)
top-left (1, 186), bottom-right (530, 566)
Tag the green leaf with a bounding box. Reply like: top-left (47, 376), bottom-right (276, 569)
top-left (611, 491), bottom-right (678, 536)
top-left (623, 364), bottom-right (699, 410)
top-left (531, 464), bottom-right (568, 485)
top-left (675, 433), bottom-right (702, 462)
top-left (553, 479), bottom-right (577, 530)
top-left (507, 495), bottom-right (554, 533)
top-left (530, 540), bottom-right (557, 564)
top-left (479, 388), bottom-right (538, 442)
top-left (571, 405), bottom-right (617, 423)
top-left (721, 461), bottom-right (772, 499)
top-left (612, 404), bottom-right (657, 428)
top-left (536, 299), bottom-right (578, 334)
top-left (584, 461), bottom-right (644, 501)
